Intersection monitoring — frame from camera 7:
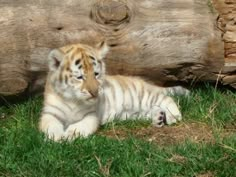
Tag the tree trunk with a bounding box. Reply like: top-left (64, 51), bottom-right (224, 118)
top-left (0, 0), bottom-right (231, 96)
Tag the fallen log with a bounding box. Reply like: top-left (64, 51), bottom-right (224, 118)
top-left (0, 0), bottom-right (233, 97)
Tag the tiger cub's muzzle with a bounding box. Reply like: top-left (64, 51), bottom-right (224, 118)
top-left (82, 75), bottom-right (100, 98)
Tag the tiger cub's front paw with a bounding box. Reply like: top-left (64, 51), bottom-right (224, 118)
top-left (64, 125), bottom-right (81, 141)
top-left (64, 124), bottom-right (92, 140)
top-left (42, 126), bottom-right (65, 142)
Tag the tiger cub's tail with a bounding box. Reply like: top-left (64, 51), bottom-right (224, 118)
top-left (165, 86), bottom-right (190, 96)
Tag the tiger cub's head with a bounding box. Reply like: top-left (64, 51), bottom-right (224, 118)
top-left (47, 41), bottom-right (109, 101)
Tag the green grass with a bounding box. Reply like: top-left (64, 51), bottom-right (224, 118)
top-left (0, 85), bottom-right (236, 177)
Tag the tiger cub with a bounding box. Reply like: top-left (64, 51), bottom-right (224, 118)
top-left (39, 42), bottom-right (189, 141)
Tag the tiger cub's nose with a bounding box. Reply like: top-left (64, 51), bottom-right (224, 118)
top-left (88, 89), bottom-right (98, 98)
top-left (86, 80), bottom-right (99, 98)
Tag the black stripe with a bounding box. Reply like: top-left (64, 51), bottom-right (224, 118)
top-left (127, 83), bottom-right (135, 110)
top-left (59, 73), bottom-right (63, 83)
top-left (110, 82), bottom-right (116, 103)
top-left (139, 84), bottom-right (144, 109)
top-left (146, 90), bottom-right (152, 108)
top-left (74, 106), bottom-right (91, 116)
top-left (42, 111), bottom-right (66, 126)
top-left (63, 102), bottom-right (73, 111)
top-left (89, 56), bottom-right (95, 60)
top-left (46, 104), bottom-right (67, 117)
top-left (65, 75), bottom-right (68, 84)
top-left (131, 81), bottom-right (138, 94)
top-left (82, 111), bottom-right (96, 119)
top-left (150, 94), bottom-right (157, 106)
top-left (66, 47), bottom-right (74, 53)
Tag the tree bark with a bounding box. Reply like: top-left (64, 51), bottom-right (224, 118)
top-left (0, 0), bottom-right (230, 96)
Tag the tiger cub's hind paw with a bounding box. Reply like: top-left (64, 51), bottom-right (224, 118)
top-left (152, 109), bottom-right (182, 127)
top-left (152, 111), bottom-right (167, 127)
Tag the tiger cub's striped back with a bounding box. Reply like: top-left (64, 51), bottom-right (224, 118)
top-left (98, 75), bottom-right (188, 126)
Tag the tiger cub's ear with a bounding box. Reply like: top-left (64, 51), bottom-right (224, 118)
top-left (48, 49), bottom-right (65, 71)
top-left (96, 41), bottom-right (109, 60)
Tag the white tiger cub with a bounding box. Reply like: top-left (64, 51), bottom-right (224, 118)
top-left (39, 42), bottom-right (189, 141)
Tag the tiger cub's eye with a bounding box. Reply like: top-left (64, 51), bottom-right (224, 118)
top-left (77, 76), bottom-right (83, 79)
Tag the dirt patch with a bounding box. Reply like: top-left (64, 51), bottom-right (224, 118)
top-left (98, 122), bottom-right (235, 145)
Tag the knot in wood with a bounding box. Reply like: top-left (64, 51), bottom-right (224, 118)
top-left (90, 0), bottom-right (131, 26)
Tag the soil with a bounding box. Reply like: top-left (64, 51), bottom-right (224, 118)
top-left (98, 122), bottom-right (235, 146)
